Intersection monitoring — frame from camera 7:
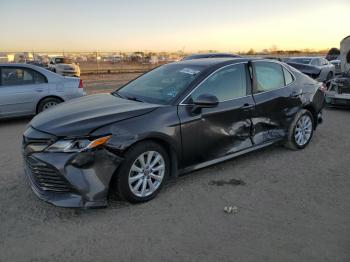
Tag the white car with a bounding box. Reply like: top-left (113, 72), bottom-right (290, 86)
top-left (0, 63), bottom-right (85, 119)
top-left (330, 59), bottom-right (342, 75)
top-left (48, 57), bottom-right (81, 77)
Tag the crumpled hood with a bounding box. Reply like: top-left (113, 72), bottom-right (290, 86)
top-left (31, 93), bottom-right (159, 137)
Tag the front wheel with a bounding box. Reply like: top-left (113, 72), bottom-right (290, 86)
top-left (37, 97), bottom-right (62, 113)
top-left (285, 109), bottom-right (314, 150)
top-left (115, 141), bottom-right (170, 203)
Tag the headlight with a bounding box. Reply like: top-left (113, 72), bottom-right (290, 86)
top-left (45, 135), bottom-right (111, 153)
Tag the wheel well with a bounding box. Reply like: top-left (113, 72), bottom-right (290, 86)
top-left (303, 105), bottom-right (317, 129)
top-left (107, 137), bottom-right (179, 201)
top-left (36, 96), bottom-right (64, 114)
top-left (133, 138), bottom-right (179, 178)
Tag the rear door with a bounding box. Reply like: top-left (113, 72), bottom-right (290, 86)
top-left (178, 63), bottom-right (255, 167)
top-left (0, 67), bottom-right (49, 117)
top-left (251, 61), bottom-right (300, 144)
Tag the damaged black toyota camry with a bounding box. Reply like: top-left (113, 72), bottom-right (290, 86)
top-left (22, 58), bottom-right (325, 208)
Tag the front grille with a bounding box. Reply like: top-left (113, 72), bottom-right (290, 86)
top-left (25, 156), bottom-right (73, 193)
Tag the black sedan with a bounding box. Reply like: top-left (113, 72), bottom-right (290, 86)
top-left (22, 58), bottom-right (325, 208)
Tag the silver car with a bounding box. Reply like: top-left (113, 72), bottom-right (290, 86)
top-left (0, 63), bottom-right (85, 119)
top-left (330, 59), bottom-right (342, 75)
top-left (287, 57), bottom-right (335, 82)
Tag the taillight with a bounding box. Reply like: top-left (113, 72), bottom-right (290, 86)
top-left (78, 79), bottom-right (84, 88)
top-left (319, 83), bottom-right (327, 93)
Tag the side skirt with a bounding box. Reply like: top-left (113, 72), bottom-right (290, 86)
top-left (178, 140), bottom-right (280, 175)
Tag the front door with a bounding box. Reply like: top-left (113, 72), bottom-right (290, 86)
top-left (178, 63), bottom-right (255, 167)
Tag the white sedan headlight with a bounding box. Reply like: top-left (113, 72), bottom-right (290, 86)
top-left (45, 135), bottom-right (111, 153)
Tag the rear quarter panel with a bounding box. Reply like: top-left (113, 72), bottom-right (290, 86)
top-left (49, 77), bottom-right (84, 101)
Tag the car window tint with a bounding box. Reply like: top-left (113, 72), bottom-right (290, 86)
top-left (254, 62), bottom-right (284, 93)
top-left (191, 64), bottom-right (247, 102)
top-left (33, 71), bottom-right (47, 84)
top-left (1, 68), bottom-right (34, 86)
top-left (283, 67), bottom-right (294, 85)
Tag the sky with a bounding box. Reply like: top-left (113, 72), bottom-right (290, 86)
top-left (0, 0), bottom-right (349, 52)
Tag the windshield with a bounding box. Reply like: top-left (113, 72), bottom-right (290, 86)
top-left (289, 58), bottom-right (312, 64)
top-left (116, 63), bottom-right (203, 104)
top-left (55, 58), bottom-right (73, 64)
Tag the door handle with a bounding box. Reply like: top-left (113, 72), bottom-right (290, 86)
top-left (241, 103), bottom-right (255, 110)
top-left (35, 88), bottom-right (44, 92)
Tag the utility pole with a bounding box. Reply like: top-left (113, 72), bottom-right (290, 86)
top-left (96, 51), bottom-right (100, 74)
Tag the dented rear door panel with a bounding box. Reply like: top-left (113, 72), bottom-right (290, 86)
top-left (251, 86), bottom-right (302, 144)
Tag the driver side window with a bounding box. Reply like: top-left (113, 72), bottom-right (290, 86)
top-left (190, 64), bottom-right (247, 102)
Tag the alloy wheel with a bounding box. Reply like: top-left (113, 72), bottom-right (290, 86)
top-left (294, 115), bottom-right (313, 146)
top-left (128, 151), bottom-right (165, 197)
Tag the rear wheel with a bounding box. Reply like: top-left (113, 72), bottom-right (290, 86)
top-left (285, 109), bottom-right (314, 150)
top-left (37, 97), bottom-right (62, 113)
top-left (114, 141), bottom-right (170, 203)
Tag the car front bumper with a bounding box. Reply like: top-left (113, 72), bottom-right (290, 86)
top-left (62, 71), bottom-right (80, 77)
top-left (325, 93), bottom-right (350, 107)
top-left (23, 149), bottom-right (121, 208)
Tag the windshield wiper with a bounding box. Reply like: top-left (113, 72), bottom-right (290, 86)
top-left (112, 91), bottom-right (124, 98)
top-left (124, 95), bottom-right (145, 103)
top-left (113, 91), bottom-right (144, 103)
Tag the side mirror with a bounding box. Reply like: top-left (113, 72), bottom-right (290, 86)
top-left (192, 94), bottom-right (219, 108)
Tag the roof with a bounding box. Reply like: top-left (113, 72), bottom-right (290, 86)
top-left (176, 57), bottom-right (250, 67)
top-left (0, 63), bottom-right (42, 68)
top-left (182, 53), bottom-right (241, 61)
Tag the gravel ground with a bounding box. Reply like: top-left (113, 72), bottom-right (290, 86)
top-left (82, 73), bottom-right (141, 94)
top-left (0, 105), bottom-right (349, 262)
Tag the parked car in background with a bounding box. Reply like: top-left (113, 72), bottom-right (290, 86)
top-left (325, 72), bottom-right (350, 107)
top-left (182, 53), bottom-right (241, 60)
top-left (330, 60), bottom-right (342, 75)
top-left (48, 57), bottom-right (81, 77)
top-left (286, 57), bottom-right (335, 82)
top-left (0, 63), bottom-right (85, 119)
top-left (22, 58), bottom-right (325, 208)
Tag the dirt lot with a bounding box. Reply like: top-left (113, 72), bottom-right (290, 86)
top-left (82, 73), bottom-right (142, 94)
top-left (0, 89), bottom-right (349, 261)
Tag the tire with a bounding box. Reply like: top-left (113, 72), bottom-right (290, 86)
top-left (284, 109), bottom-right (314, 150)
top-left (37, 97), bottom-right (62, 113)
top-left (114, 141), bottom-right (170, 203)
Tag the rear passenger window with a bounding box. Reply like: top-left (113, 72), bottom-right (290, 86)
top-left (283, 67), bottom-right (294, 85)
top-left (1, 68), bottom-right (47, 86)
top-left (1, 68), bottom-right (34, 86)
top-left (33, 71), bottom-right (47, 84)
top-left (254, 62), bottom-right (285, 93)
